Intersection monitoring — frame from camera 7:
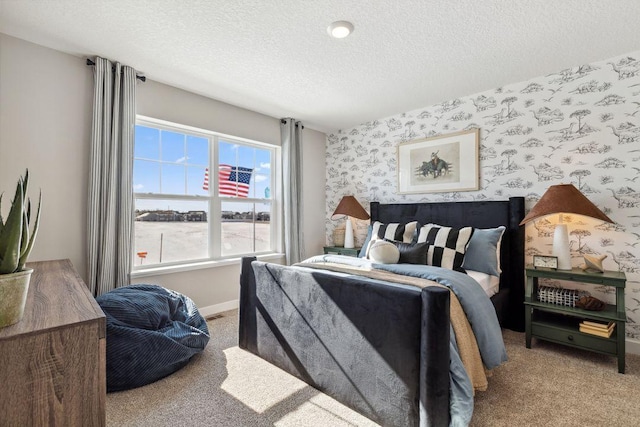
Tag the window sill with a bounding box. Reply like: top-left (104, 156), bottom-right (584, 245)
top-left (130, 252), bottom-right (285, 279)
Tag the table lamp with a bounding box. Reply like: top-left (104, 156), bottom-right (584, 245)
top-left (519, 184), bottom-right (613, 270)
top-left (331, 196), bottom-right (370, 248)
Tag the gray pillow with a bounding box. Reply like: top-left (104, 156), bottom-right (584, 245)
top-left (358, 225), bottom-right (373, 258)
top-left (461, 226), bottom-right (506, 277)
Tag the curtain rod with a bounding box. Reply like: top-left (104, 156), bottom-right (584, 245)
top-left (280, 118), bottom-right (304, 129)
top-left (86, 59), bottom-right (146, 82)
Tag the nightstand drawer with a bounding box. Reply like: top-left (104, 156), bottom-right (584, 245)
top-left (531, 322), bottom-right (617, 354)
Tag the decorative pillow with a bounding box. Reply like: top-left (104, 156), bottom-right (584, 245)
top-left (368, 240), bottom-right (400, 264)
top-left (387, 240), bottom-right (429, 265)
top-left (371, 220), bottom-right (418, 242)
top-left (462, 226), bottom-right (506, 277)
top-left (364, 221), bottom-right (419, 258)
top-left (417, 224), bottom-right (474, 272)
top-left (358, 225), bottom-right (373, 258)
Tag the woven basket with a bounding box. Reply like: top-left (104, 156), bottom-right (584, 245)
top-left (332, 227), bottom-right (345, 247)
top-left (537, 286), bottom-right (590, 308)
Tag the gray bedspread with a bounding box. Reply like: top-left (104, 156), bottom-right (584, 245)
top-left (302, 255), bottom-right (508, 426)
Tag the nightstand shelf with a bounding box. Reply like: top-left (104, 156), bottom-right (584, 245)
top-left (524, 265), bottom-right (626, 373)
top-left (323, 246), bottom-right (361, 257)
top-left (526, 300), bottom-right (623, 322)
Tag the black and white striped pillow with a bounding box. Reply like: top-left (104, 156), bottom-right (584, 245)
top-left (365, 221), bottom-right (418, 258)
top-left (417, 223), bottom-right (474, 272)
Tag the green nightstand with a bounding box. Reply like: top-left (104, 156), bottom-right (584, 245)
top-left (524, 265), bottom-right (626, 373)
top-left (323, 246), bottom-right (361, 257)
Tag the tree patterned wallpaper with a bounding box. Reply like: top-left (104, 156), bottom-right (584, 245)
top-left (325, 50), bottom-right (640, 340)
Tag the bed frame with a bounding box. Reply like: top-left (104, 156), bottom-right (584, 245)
top-left (239, 197), bottom-right (524, 427)
top-left (370, 197), bottom-right (525, 331)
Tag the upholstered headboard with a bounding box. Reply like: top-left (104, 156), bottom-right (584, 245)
top-left (370, 197), bottom-right (525, 331)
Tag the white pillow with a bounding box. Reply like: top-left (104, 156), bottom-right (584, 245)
top-left (466, 270), bottom-right (500, 298)
top-left (368, 240), bottom-right (400, 264)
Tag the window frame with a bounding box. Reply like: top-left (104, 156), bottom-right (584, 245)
top-left (132, 115), bottom-right (282, 272)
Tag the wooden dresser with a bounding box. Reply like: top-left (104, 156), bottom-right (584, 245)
top-left (0, 259), bottom-right (106, 426)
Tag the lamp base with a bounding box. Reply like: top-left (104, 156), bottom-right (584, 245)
top-left (553, 223), bottom-right (572, 270)
top-left (344, 218), bottom-right (355, 249)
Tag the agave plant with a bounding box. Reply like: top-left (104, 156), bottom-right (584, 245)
top-left (0, 171), bottom-right (41, 274)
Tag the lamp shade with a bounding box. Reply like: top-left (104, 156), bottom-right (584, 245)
top-left (331, 196), bottom-right (370, 220)
top-left (519, 184), bottom-right (613, 225)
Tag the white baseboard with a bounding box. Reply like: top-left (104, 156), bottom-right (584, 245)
top-left (626, 337), bottom-right (640, 355)
top-left (199, 299), bottom-right (239, 318)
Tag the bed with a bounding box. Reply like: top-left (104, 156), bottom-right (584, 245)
top-left (239, 197), bottom-right (524, 426)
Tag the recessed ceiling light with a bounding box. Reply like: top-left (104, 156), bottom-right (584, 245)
top-left (327, 21), bottom-right (354, 39)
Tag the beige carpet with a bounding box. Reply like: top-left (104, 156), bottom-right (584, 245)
top-left (107, 310), bottom-right (640, 426)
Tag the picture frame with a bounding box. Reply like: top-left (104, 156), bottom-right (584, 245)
top-left (397, 128), bottom-right (479, 194)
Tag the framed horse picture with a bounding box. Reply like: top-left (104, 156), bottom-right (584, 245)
top-left (397, 128), bottom-right (479, 194)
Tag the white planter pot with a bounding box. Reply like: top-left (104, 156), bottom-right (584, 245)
top-left (0, 268), bottom-right (33, 328)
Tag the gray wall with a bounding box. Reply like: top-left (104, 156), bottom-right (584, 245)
top-left (0, 33), bottom-right (92, 279)
top-left (0, 33), bottom-right (326, 312)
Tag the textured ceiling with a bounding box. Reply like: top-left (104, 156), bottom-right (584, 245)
top-left (1, 0), bottom-right (640, 133)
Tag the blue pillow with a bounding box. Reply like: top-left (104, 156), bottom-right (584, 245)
top-left (461, 226), bottom-right (506, 277)
top-left (359, 225), bottom-right (373, 258)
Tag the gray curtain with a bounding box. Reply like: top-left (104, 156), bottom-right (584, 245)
top-left (87, 57), bottom-right (137, 296)
top-left (280, 118), bottom-right (305, 264)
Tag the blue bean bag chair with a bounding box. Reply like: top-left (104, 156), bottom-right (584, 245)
top-left (96, 284), bottom-right (210, 392)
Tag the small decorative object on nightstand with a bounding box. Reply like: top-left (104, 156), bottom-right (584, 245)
top-left (580, 254), bottom-right (607, 273)
top-left (524, 265), bottom-right (626, 373)
top-left (332, 226), bottom-right (345, 247)
top-left (323, 246), bottom-right (361, 257)
top-left (533, 255), bottom-right (558, 269)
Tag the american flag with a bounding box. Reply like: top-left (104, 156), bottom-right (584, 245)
top-left (202, 168), bottom-right (209, 191)
top-left (203, 165), bottom-right (253, 197)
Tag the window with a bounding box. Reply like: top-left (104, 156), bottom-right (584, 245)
top-left (132, 117), bottom-right (279, 268)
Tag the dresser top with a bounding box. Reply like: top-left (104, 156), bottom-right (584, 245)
top-left (0, 259), bottom-right (105, 340)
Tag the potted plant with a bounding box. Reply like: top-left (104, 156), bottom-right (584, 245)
top-left (0, 170), bottom-right (41, 328)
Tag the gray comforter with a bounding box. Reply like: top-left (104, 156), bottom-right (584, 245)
top-left (302, 255), bottom-right (508, 426)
